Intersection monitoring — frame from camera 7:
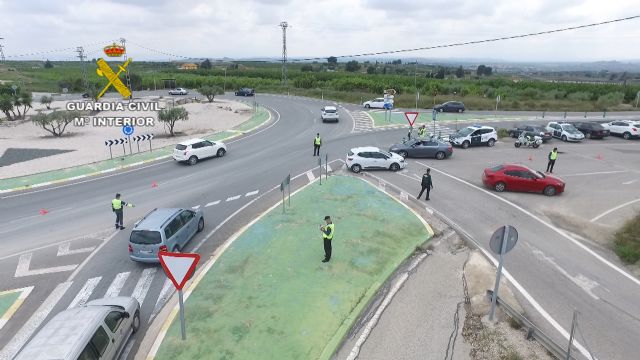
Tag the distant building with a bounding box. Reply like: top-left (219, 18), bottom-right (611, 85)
top-left (179, 63), bottom-right (198, 70)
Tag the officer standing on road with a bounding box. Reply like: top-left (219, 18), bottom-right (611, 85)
top-left (320, 215), bottom-right (335, 263)
top-left (418, 125), bottom-right (427, 139)
top-left (314, 133), bottom-right (322, 156)
top-left (547, 147), bottom-right (558, 173)
top-left (417, 168), bottom-right (433, 200)
top-left (112, 193), bottom-right (133, 230)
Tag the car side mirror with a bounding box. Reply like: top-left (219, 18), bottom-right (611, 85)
top-left (123, 312), bottom-right (130, 319)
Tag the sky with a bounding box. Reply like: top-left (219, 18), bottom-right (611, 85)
top-left (0, 0), bottom-right (639, 62)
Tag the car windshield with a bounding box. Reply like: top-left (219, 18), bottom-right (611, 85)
top-left (324, 109), bottom-right (336, 113)
top-left (533, 170), bottom-right (545, 179)
top-left (130, 230), bottom-right (162, 245)
top-left (175, 144), bottom-right (187, 150)
top-left (457, 127), bottom-right (475, 136)
top-left (490, 165), bottom-right (504, 172)
top-left (562, 125), bottom-right (580, 133)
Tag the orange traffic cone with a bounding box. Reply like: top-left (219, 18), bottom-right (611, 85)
top-left (39, 208), bottom-right (49, 215)
top-left (595, 154), bottom-right (603, 160)
top-left (151, 181), bottom-right (158, 188)
top-left (528, 155), bottom-right (533, 161)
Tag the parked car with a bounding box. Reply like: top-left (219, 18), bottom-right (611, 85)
top-left (346, 146), bottom-right (406, 173)
top-left (129, 207), bottom-right (205, 263)
top-left (449, 125), bottom-right (497, 149)
top-left (362, 98), bottom-right (387, 109)
top-left (482, 164), bottom-right (565, 196)
top-left (569, 121), bottom-right (609, 139)
top-left (508, 125), bottom-right (552, 142)
top-left (546, 122), bottom-right (585, 142)
top-left (321, 105), bottom-right (339, 122)
top-left (172, 138), bottom-right (227, 165)
top-left (601, 120), bottom-right (640, 140)
top-left (234, 88), bottom-right (255, 96)
top-left (15, 297), bottom-right (140, 360)
top-left (433, 101), bottom-right (465, 113)
top-left (389, 138), bottom-right (453, 160)
top-left (169, 88), bottom-right (188, 95)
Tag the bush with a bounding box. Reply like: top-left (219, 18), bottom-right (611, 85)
top-left (596, 92), bottom-right (625, 110)
top-left (497, 128), bottom-right (510, 138)
top-left (614, 212), bottom-right (640, 264)
top-left (567, 91), bottom-right (593, 101)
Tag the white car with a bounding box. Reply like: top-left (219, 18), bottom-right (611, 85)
top-left (602, 120), bottom-right (640, 140)
top-left (321, 106), bottom-right (339, 122)
top-left (169, 88), bottom-right (189, 95)
top-left (362, 98), bottom-right (387, 109)
top-left (346, 146), bottom-right (406, 173)
top-left (546, 122), bottom-right (585, 142)
top-left (173, 138), bottom-right (227, 165)
top-left (448, 125), bottom-right (497, 149)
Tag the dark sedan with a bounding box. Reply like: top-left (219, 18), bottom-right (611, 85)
top-left (234, 88), bottom-right (255, 96)
top-left (433, 101), bottom-right (465, 113)
top-left (389, 138), bottom-right (453, 160)
top-left (508, 125), bottom-right (553, 142)
top-left (570, 121), bottom-right (609, 139)
top-left (482, 164), bottom-right (565, 196)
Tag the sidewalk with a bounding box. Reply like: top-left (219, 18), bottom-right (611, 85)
top-left (145, 176), bottom-right (432, 360)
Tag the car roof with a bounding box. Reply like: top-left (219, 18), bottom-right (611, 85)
top-left (351, 146), bottom-right (381, 152)
top-left (134, 208), bottom-right (182, 230)
top-left (178, 138), bottom-right (206, 146)
top-left (465, 125), bottom-right (494, 130)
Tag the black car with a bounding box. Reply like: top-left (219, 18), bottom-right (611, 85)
top-left (570, 121), bottom-right (609, 139)
top-left (234, 88), bottom-right (255, 96)
top-left (508, 125), bottom-right (553, 142)
top-left (433, 101), bottom-right (465, 113)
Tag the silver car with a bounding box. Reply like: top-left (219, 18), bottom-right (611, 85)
top-left (129, 208), bottom-right (204, 263)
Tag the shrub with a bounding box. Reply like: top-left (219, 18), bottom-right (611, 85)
top-left (614, 212), bottom-right (640, 264)
top-left (497, 128), bottom-right (510, 138)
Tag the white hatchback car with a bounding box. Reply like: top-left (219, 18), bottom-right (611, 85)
top-left (346, 146), bottom-right (406, 173)
top-left (362, 98), bottom-right (387, 109)
top-left (321, 106), bottom-right (339, 122)
top-left (169, 88), bottom-right (189, 95)
top-left (173, 138), bottom-right (227, 165)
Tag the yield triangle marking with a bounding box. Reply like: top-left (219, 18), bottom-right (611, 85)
top-left (404, 112), bottom-right (419, 126)
top-left (158, 252), bottom-right (200, 290)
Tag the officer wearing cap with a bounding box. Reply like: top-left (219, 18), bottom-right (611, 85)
top-left (320, 215), bottom-right (335, 262)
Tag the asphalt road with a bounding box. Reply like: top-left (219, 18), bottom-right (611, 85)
top-left (1, 93), bottom-right (639, 359)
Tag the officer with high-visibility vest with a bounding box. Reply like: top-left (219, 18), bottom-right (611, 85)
top-left (418, 125), bottom-right (427, 139)
top-left (546, 147), bottom-right (558, 173)
top-left (313, 133), bottom-right (322, 156)
top-left (112, 193), bottom-right (134, 230)
top-left (320, 215), bottom-right (335, 263)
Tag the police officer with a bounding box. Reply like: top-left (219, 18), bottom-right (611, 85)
top-left (547, 147), bottom-right (558, 173)
top-left (112, 193), bottom-right (133, 230)
top-left (313, 133), bottom-right (322, 156)
top-left (320, 215), bottom-right (335, 262)
top-left (418, 125), bottom-right (427, 139)
top-left (417, 168), bottom-right (433, 200)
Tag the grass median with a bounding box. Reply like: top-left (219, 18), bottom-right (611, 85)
top-left (154, 175), bottom-right (432, 360)
top-left (614, 212), bottom-right (640, 264)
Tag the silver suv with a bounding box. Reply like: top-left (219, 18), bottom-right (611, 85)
top-left (128, 208), bottom-right (204, 263)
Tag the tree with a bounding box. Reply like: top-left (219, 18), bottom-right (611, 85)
top-left (0, 91), bottom-right (32, 120)
top-left (40, 95), bottom-right (53, 110)
top-left (200, 59), bottom-right (212, 70)
top-left (345, 60), bottom-right (360, 72)
top-left (434, 67), bottom-right (445, 79)
top-left (198, 85), bottom-right (224, 102)
top-left (127, 73), bottom-right (143, 91)
top-left (455, 66), bottom-right (464, 78)
top-left (158, 106), bottom-right (189, 136)
top-left (366, 66), bottom-right (376, 74)
top-left (31, 110), bottom-right (83, 137)
top-left (476, 65), bottom-right (486, 76)
top-left (0, 95), bottom-right (15, 121)
top-left (484, 66), bottom-right (493, 76)
top-left (392, 59), bottom-right (402, 65)
top-left (301, 64), bottom-right (313, 72)
top-left (44, 59), bottom-right (53, 69)
top-left (327, 56), bottom-right (338, 69)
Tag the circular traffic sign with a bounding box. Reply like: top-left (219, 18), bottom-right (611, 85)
top-left (11, 84), bottom-right (18, 90)
top-left (489, 225), bottom-right (518, 255)
top-left (122, 125), bottom-right (134, 136)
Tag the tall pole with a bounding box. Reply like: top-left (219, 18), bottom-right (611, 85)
top-left (76, 47), bottom-right (88, 94)
top-left (566, 310), bottom-right (578, 360)
top-left (279, 21), bottom-right (289, 87)
top-left (489, 226), bottom-right (509, 322)
top-left (120, 38), bottom-right (132, 99)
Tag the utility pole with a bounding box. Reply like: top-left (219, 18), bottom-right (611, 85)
top-left (76, 46), bottom-right (88, 93)
top-left (120, 38), bottom-right (132, 98)
top-left (279, 21), bottom-right (289, 86)
top-left (0, 37), bottom-right (5, 63)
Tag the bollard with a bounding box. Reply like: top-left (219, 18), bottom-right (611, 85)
top-left (542, 110), bottom-right (546, 119)
top-left (584, 111), bottom-right (587, 118)
top-left (563, 111), bottom-right (567, 119)
top-left (603, 110), bottom-right (606, 118)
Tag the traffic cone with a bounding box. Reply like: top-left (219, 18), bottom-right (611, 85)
top-left (39, 208), bottom-right (49, 215)
top-left (595, 154), bottom-right (603, 160)
top-left (151, 181), bottom-right (158, 188)
top-left (528, 154), bottom-right (533, 161)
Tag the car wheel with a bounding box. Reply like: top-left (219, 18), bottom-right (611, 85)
top-left (398, 151), bottom-right (408, 158)
top-left (458, 109), bottom-right (463, 113)
top-left (389, 163), bottom-right (400, 171)
top-left (533, 143), bottom-right (540, 148)
top-left (587, 132), bottom-right (592, 139)
top-left (561, 135), bottom-right (567, 142)
top-left (132, 310), bottom-right (140, 333)
top-left (351, 164), bottom-right (362, 173)
top-left (217, 148), bottom-right (226, 157)
top-left (435, 151), bottom-right (445, 160)
top-left (514, 142), bottom-right (521, 148)
top-left (364, 104), bottom-right (370, 108)
top-left (188, 156), bottom-right (198, 165)
top-left (623, 132), bottom-right (631, 140)
top-left (543, 186), bottom-right (557, 196)
top-left (494, 182), bottom-right (506, 192)
top-left (487, 139), bottom-right (496, 147)
top-left (197, 217), bottom-right (204, 232)
top-left (461, 141), bottom-right (470, 149)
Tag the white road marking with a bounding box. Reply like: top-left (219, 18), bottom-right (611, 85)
top-left (590, 198), bottom-right (640, 223)
top-left (67, 277), bottom-right (102, 309)
top-left (226, 195), bottom-right (241, 202)
top-left (149, 278), bottom-right (175, 324)
top-left (205, 200), bottom-right (220, 207)
top-left (400, 191), bottom-right (409, 201)
top-left (105, 272), bottom-right (130, 298)
top-left (15, 253), bottom-right (77, 277)
top-left (326, 164), bottom-right (333, 172)
top-left (623, 179), bottom-right (638, 185)
top-left (245, 190), bottom-right (259, 197)
top-left (132, 268), bottom-right (157, 306)
top-left (0, 286), bottom-right (33, 331)
top-left (0, 230), bottom-right (111, 261)
top-left (191, 205), bottom-right (201, 210)
top-left (306, 170), bottom-right (315, 182)
top-left (560, 170), bottom-right (627, 177)
top-left (68, 231), bottom-right (119, 281)
top-left (56, 242), bottom-right (96, 256)
top-left (0, 282), bottom-right (72, 360)
top-left (425, 207), bottom-right (434, 215)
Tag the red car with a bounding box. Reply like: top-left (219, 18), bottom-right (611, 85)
top-left (482, 164), bottom-right (565, 196)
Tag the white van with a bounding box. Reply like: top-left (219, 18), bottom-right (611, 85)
top-left (321, 106), bottom-right (339, 122)
top-left (15, 297), bottom-right (140, 360)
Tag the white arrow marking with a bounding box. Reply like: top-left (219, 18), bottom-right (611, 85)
top-left (245, 190), bottom-right (259, 197)
top-left (205, 200), bottom-right (220, 207)
top-left (57, 242), bottom-right (96, 256)
top-left (15, 253), bottom-right (77, 277)
top-left (306, 171), bottom-right (315, 182)
top-left (326, 164), bottom-right (333, 173)
top-left (226, 195), bottom-right (241, 202)
top-left (132, 268), bottom-right (157, 306)
top-left (68, 277), bottom-right (101, 309)
top-left (622, 179), bottom-right (638, 185)
top-left (105, 272), bottom-right (130, 298)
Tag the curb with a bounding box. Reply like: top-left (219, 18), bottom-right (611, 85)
top-left (0, 107), bottom-right (272, 194)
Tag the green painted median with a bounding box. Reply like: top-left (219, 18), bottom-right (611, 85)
top-left (0, 291), bottom-right (21, 319)
top-left (154, 176), bottom-right (432, 360)
top-left (369, 110), bottom-right (518, 127)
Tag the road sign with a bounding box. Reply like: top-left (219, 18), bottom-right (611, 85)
top-left (489, 225), bottom-right (518, 254)
top-left (158, 251), bottom-right (200, 290)
top-left (404, 112), bottom-right (419, 127)
top-left (122, 125), bottom-right (134, 136)
top-left (496, 95), bottom-right (501, 103)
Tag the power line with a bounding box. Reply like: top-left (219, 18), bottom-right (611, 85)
top-left (290, 15), bottom-right (640, 62)
top-left (126, 41), bottom-right (193, 59)
top-left (5, 40), bottom-right (116, 59)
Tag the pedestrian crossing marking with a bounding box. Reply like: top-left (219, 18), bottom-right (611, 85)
top-left (226, 195), bottom-right (241, 202)
top-left (105, 272), bottom-right (130, 298)
top-left (132, 268), bottom-right (157, 306)
top-left (206, 200), bottom-right (220, 207)
top-left (191, 205), bottom-right (201, 210)
top-left (245, 190), bottom-right (259, 197)
top-left (306, 171), bottom-right (315, 182)
top-left (67, 277), bottom-right (101, 309)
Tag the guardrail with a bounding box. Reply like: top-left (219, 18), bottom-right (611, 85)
top-left (486, 290), bottom-right (579, 360)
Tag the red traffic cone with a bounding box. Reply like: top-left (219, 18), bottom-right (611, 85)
top-left (528, 155), bottom-right (533, 161)
top-left (151, 181), bottom-right (158, 188)
top-left (39, 208), bottom-right (49, 215)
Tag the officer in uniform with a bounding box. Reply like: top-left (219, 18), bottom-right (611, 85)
top-left (314, 133), bottom-right (322, 156)
top-left (417, 168), bottom-right (433, 200)
top-left (547, 147), bottom-right (558, 173)
top-left (418, 125), bottom-right (427, 139)
top-left (112, 193), bottom-right (133, 230)
top-left (320, 215), bottom-right (335, 262)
